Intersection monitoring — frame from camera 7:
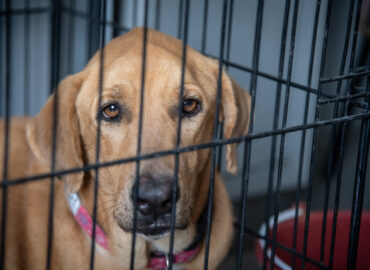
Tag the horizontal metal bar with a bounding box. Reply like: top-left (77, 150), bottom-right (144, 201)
top-left (320, 69), bottom-right (370, 83)
top-left (204, 53), bottom-right (319, 95)
top-left (0, 7), bottom-right (50, 16)
top-left (205, 53), bottom-right (366, 109)
top-left (318, 91), bottom-right (370, 105)
top-left (1, 111), bottom-right (369, 187)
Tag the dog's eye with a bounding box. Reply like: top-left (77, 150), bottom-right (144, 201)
top-left (182, 98), bottom-right (201, 117)
top-left (100, 103), bottom-right (121, 121)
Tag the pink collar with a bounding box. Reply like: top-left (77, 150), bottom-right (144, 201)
top-left (67, 193), bottom-right (109, 250)
top-left (147, 244), bottom-right (201, 269)
top-left (67, 193), bottom-right (202, 268)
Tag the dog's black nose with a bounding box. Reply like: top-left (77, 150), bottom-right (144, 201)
top-left (132, 175), bottom-right (178, 218)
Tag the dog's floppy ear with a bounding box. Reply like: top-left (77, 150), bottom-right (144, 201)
top-left (220, 72), bottom-right (251, 174)
top-left (27, 74), bottom-right (84, 193)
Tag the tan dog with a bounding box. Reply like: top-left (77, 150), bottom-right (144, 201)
top-left (0, 28), bottom-right (250, 270)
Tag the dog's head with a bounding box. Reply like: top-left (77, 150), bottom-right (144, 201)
top-left (27, 28), bottom-right (250, 239)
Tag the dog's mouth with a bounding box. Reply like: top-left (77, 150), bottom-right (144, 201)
top-left (136, 214), bottom-right (188, 237)
top-left (137, 224), bottom-right (171, 237)
top-left (115, 212), bottom-right (188, 238)
top-left (113, 200), bottom-right (192, 238)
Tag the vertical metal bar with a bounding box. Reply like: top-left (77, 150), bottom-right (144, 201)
top-left (301, 0), bottom-right (333, 268)
top-left (113, 0), bottom-right (121, 37)
top-left (346, 0), bottom-right (367, 268)
top-left (155, 0), bottom-right (161, 30)
top-left (327, 117), bottom-right (345, 270)
top-left (130, 1), bottom-right (149, 269)
top-left (0, 1), bottom-right (3, 116)
top-left (46, 0), bottom-right (62, 268)
top-left (132, 0), bottom-right (138, 28)
top-left (203, 0), bottom-right (229, 269)
top-left (224, 0), bottom-right (234, 64)
top-left (89, 0), bottom-right (105, 269)
top-left (0, 0), bottom-right (11, 269)
top-left (167, 1), bottom-right (190, 269)
top-left (235, 140), bottom-right (250, 269)
top-left (324, 0), bottom-right (355, 180)
top-left (216, 122), bottom-right (224, 171)
top-left (177, 0), bottom-right (184, 39)
top-left (342, 0), bottom-right (363, 114)
top-left (201, 0), bottom-right (209, 54)
top-left (318, 1), bottom-right (355, 265)
top-left (262, 0), bottom-right (291, 268)
top-left (237, 0), bottom-right (264, 269)
top-left (216, 0), bottom-right (234, 171)
top-left (328, 0), bottom-right (362, 268)
top-left (269, 1), bottom-right (299, 269)
top-left (24, 0), bottom-right (30, 114)
top-left (347, 78), bottom-right (370, 269)
top-left (68, 0), bottom-right (75, 74)
top-left (292, 1), bottom-right (321, 268)
top-left (88, 0), bottom-right (96, 60)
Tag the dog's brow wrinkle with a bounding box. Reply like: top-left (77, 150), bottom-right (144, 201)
top-left (111, 84), bottom-right (124, 93)
top-left (121, 103), bottom-right (132, 123)
top-left (102, 92), bottom-right (123, 100)
top-left (168, 105), bottom-right (180, 120)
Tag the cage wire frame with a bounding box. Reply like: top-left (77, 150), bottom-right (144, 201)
top-left (1, 0), bottom-right (370, 269)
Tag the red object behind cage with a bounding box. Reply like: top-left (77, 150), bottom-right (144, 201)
top-left (255, 204), bottom-right (370, 270)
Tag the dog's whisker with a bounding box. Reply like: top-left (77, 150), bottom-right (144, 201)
top-left (97, 191), bottom-right (118, 196)
top-left (98, 208), bottom-right (118, 228)
top-left (97, 203), bottom-right (120, 216)
top-left (99, 193), bottom-right (116, 198)
top-left (97, 202), bottom-right (117, 211)
top-left (99, 198), bottom-right (118, 205)
top-left (97, 203), bottom-right (117, 214)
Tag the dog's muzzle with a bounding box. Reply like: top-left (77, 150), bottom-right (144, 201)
top-left (131, 174), bottom-right (179, 236)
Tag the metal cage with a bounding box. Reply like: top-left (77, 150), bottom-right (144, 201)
top-left (1, 0), bottom-right (369, 269)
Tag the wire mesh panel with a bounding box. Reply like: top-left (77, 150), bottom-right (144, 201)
top-left (0, 0), bottom-right (369, 270)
